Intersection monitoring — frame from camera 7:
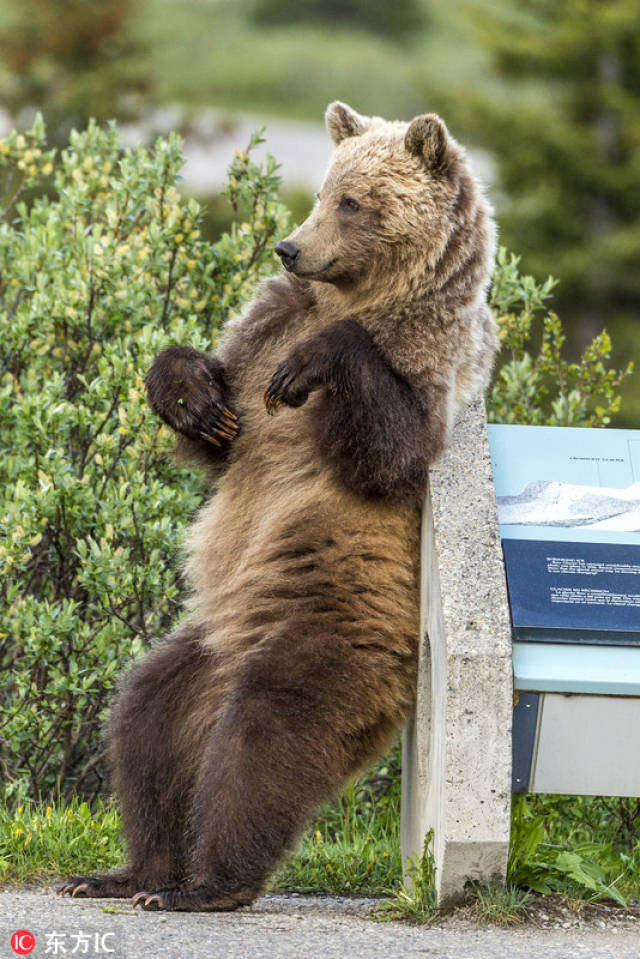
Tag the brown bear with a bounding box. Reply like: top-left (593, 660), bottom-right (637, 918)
top-left (58, 102), bottom-right (497, 911)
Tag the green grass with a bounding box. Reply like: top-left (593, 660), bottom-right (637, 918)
top-left (0, 801), bottom-right (400, 896)
top-left (0, 752), bottom-right (403, 895)
top-left (0, 798), bottom-right (124, 886)
top-left (0, 793), bottom-right (400, 895)
top-left (273, 782), bottom-right (402, 896)
top-left (470, 882), bottom-right (531, 926)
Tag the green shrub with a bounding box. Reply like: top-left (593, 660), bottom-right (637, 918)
top-left (487, 247), bottom-right (633, 426)
top-left (0, 116), bottom-right (288, 801)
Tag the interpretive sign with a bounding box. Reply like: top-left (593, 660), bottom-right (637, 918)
top-left (488, 424), bottom-right (640, 646)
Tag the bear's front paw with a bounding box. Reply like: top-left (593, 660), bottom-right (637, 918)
top-left (146, 345), bottom-right (239, 446)
top-left (264, 348), bottom-right (330, 415)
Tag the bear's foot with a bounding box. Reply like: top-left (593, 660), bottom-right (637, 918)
top-left (132, 884), bottom-right (255, 912)
top-left (57, 870), bottom-right (141, 899)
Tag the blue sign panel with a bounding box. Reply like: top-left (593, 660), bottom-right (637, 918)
top-left (489, 425), bottom-right (640, 645)
top-left (503, 538), bottom-right (640, 643)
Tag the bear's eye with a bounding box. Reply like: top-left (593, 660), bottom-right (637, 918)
top-left (339, 197), bottom-right (360, 213)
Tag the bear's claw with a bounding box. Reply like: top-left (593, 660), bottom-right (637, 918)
top-left (131, 886), bottom-right (252, 912)
top-left (57, 882), bottom-right (79, 897)
top-left (263, 389), bottom-right (282, 415)
top-left (197, 405), bottom-right (240, 443)
top-left (57, 871), bottom-right (142, 899)
top-left (264, 359), bottom-right (310, 413)
top-left (132, 891), bottom-right (162, 910)
top-left (200, 431), bottom-right (222, 446)
top-left (57, 880), bottom-right (91, 898)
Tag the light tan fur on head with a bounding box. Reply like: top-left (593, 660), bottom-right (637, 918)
top-left (279, 102), bottom-right (497, 409)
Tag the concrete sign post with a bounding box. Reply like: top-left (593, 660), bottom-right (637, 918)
top-left (401, 397), bottom-right (513, 907)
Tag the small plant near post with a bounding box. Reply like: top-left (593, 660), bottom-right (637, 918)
top-left (469, 881), bottom-right (530, 926)
top-left (376, 829), bottom-right (438, 923)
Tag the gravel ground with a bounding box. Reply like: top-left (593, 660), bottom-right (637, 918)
top-left (1, 888), bottom-right (639, 959)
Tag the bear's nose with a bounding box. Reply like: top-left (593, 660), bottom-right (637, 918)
top-left (275, 241), bottom-right (300, 272)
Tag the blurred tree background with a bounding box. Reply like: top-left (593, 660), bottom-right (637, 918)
top-left (251, 0), bottom-right (427, 40)
top-left (0, 0), bottom-right (637, 430)
top-left (0, 0), bottom-right (147, 138)
top-left (445, 0), bottom-right (640, 425)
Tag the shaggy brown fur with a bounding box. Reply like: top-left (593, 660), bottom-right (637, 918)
top-left (59, 102), bottom-right (497, 912)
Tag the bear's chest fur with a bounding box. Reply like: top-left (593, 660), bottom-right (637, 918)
top-left (183, 289), bottom-right (421, 670)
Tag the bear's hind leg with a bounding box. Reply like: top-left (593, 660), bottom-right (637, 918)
top-left (131, 629), bottom-right (409, 911)
top-left (59, 624), bottom-right (223, 899)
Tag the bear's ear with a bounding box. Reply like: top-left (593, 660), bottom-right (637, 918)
top-left (405, 114), bottom-right (449, 171)
top-left (325, 102), bottom-right (370, 145)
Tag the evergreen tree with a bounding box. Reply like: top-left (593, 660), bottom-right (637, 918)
top-left (252, 0), bottom-right (426, 41)
top-left (472, 1), bottom-right (640, 313)
top-left (452, 0), bottom-right (640, 420)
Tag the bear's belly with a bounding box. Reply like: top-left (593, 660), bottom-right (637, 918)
top-left (183, 433), bottom-right (421, 664)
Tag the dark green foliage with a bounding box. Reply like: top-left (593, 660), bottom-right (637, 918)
top-left (508, 794), bottom-right (640, 905)
top-left (471, 0), bottom-right (640, 304)
top-left (251, 0), bottom-right (426, 40)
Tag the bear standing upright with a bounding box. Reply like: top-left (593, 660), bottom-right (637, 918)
top-left (59, 102), bottom-right (497, 911)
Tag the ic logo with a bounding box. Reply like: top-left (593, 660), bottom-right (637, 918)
top-left (11, 930), bottom-right (36, 955)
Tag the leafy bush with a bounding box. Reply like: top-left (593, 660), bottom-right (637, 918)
top-left (507, 794), bottom-right (636, 906)
top-left (0, 116), bottom-right (288, 801)
top-left (487, 247), bottom-right (633, 426)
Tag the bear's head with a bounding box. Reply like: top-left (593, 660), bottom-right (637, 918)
top-left (275, 102), bottom-right (494, 303)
